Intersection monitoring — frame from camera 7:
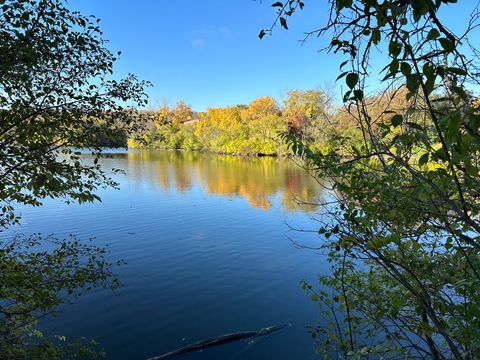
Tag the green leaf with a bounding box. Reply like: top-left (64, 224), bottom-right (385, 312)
top-left (451, 85), bottom-right (468, 100)
top-left (389, 59), bottom-right (399, 74)
top-left (336, 0), bottom-right (353, 10)
top-left (388, 41), bottom-right (401, 57)
top-left (446, 67), bottom-right (467, 76)
top-left (406, 74), bottom-right (419, 93)
top-left (447, 112), bottom-right (462, 135)
top-left (405, 122), bottom-right (424, 130)
top-left (346, 72), bottom-right (359, 89)
top-left (354, 89), bottom-right (364, 101)
top-left (418, 152), bottom-right (429, 166)
top-left (427, 28), bottom-right (440, 40)
top-left (371, 29), bottom-right (381, 44)
top-left (423, 63), bottom-right (434, 79)
top-left (465, 161), bottom-right (478, 176)
top-left (400, 62), bottom-right (411, 76)
top-left (336, 71), bottom-right (348, 81)
top-left (439, 37), bottom-right (455, 52)
top-left (391, 114), bottom-right (403, 127)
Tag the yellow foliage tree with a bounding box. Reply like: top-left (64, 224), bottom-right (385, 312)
top-left (194, 112), bottom-right (211, 139)
top-left (242, 96), bottom-right (280, 122)
top-left (155, 104), bottom-right (171, 130)
top-left (171, 101), bottom-right (193, 125)
top-left (206, 106), bottom-right (243, 132)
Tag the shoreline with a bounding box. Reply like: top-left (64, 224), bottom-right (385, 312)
top-left (126, 146), bottom-right (292, 158)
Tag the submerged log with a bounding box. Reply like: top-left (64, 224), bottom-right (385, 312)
top-left (146, 324), bottom-right (287, 360)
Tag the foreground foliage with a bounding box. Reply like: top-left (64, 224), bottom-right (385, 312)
top-left (0, 235), bottom-right (119, 359)
top-left (266, 0), bottom-right (480, 358)
top-left (0, 0), bottom-right (147, 357)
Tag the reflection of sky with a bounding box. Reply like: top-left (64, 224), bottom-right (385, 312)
top-left (10, 150), bottom-right (330, 360)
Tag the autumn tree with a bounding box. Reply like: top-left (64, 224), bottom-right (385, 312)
top-left (155, 101), bottom-right (172, 129)
top-left (283, 89), bottom-right (334, 143)
top-left (241, 96), bottom-right (280, 122)
top-left (171, 101), bottom-right (193, 125)
top-left (206, 106), bottom-right (243, 131)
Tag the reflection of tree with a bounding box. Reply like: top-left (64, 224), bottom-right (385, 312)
top-left (281, 171), bottom-right (320, 213)
top-left (127, 150), bottom-right (324, 212)
top-left (127, 150), bottom-right (198, 192)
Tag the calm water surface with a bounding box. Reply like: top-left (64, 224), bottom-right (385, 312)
top-left (12, 150), bottom-right (329, 359)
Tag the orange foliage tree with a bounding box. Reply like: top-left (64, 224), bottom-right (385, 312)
top-left (242, 96), bottom-right (280, 122)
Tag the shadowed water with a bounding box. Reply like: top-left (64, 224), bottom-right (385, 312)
top-left (11, 150), bottom-right (329, 359)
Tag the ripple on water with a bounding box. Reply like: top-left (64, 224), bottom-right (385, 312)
top-left (11, 150), bottom-right (327, 359)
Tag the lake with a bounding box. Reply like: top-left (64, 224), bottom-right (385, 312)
top-left (11, 150), bottom-right (330, 359)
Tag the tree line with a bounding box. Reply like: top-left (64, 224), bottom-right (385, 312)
top-left (127, 90), bottom-right (337, 155)
top-left (127, 87), bottom-right (416, 161)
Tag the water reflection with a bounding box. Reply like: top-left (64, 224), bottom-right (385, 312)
top-left (125, 150), bottom-right (323, 212)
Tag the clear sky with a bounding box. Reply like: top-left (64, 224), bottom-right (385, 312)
top-left (71, 1), bottom-right (476, 111)
top-left (70, 0), bottom-right (341, 111)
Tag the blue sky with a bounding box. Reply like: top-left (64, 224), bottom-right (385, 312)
top-left (71, 1), bottom-right (340, 111)
top-left (71, 1), bottom-right (476, 111)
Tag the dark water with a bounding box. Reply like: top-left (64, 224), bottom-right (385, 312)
top-left (12, 150), bottom-right (329, 360)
